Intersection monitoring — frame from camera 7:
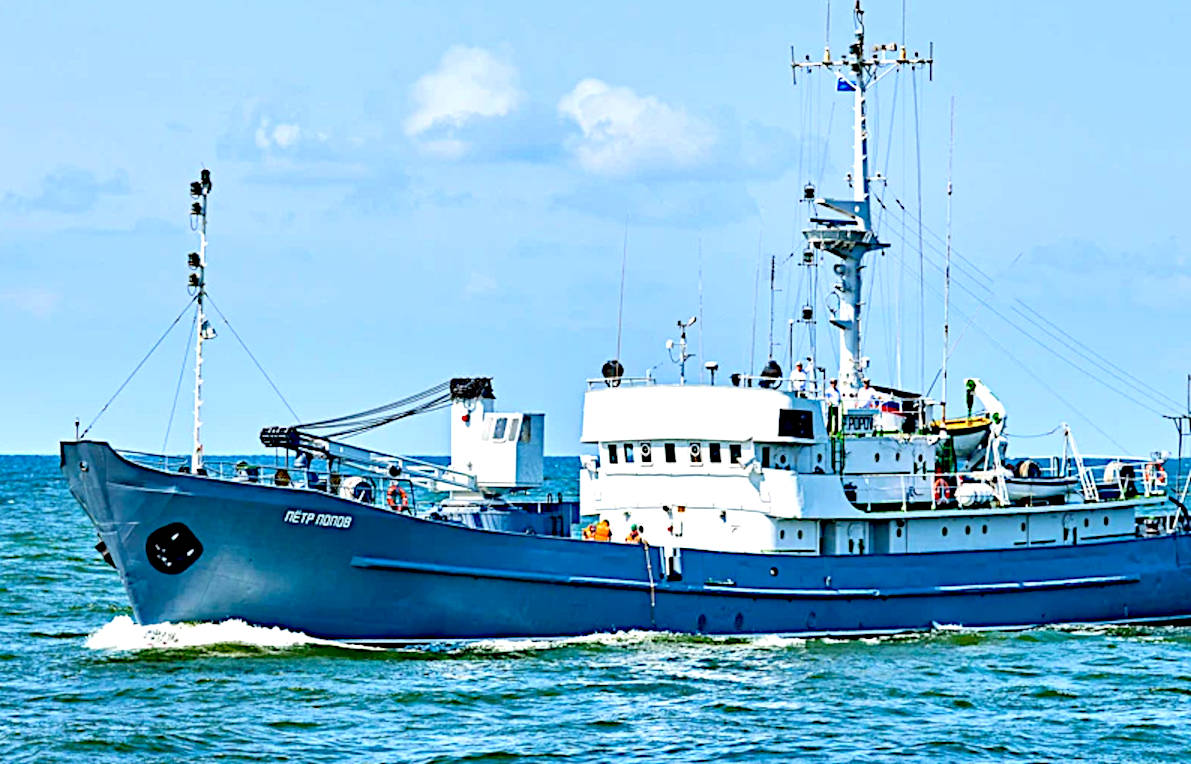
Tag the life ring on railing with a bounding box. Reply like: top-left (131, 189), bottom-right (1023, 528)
top-left (386, 483), bottom-right (411, 512)
top-left (933, 476), bottom-right (953, 504)
top-left (1149, 464), bottom-right (1168, 488)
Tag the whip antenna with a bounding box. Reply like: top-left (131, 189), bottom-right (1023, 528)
top-left (615, 217), bottom-right (628, 363)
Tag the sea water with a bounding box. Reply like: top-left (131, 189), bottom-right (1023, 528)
top-left (3, 454), bottom-right (1191, 762)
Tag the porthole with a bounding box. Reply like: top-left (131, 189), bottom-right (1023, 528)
top-left (982, 524), bottom-right (988, 534)
top-left (965, 525), bottom-right (971, 536)
top-left (917, 454), bottom-right (925, 463)
top-left (817, 453), bottom-right (823, 463)
top-left (942, 527), bottom-right (949, 537)
top-left (769, 567), bottom-right (778, 577)
top-left (1103, 516), bottom-right (1110, 526)
top-left (1083, 517), bottom-right (1089, 528)
top-left (1021, 522), bottom-right (1027, 532)
top-left (874, 452), bottom-right (881, 463)
top-left (797, 529), bottom-right (804, 540)
top-left (895, 452), bottom-right (901, 461)
top-left (778, 453), bottom-right (788, 466)
top-left (779, 529), bottom-right (786, 539)
top-left (896, 527), bottom-right (903, 538)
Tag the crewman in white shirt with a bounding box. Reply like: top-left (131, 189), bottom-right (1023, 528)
top-left (824, 378), bottom-right (841, 404)
top-left (791, 362), bottom-right (808, 395)
top-left (858, 379), bottom-right (879, 408)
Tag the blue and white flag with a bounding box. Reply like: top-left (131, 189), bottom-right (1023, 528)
top-left (837, 77), bottom-right (857, 92)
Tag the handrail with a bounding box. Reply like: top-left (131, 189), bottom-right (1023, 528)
top-left (585, 377), bottom-right (657, 389)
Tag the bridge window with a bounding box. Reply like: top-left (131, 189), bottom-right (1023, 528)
top-left (709, 443), bottom-right (722, 463)
top-left (778, 408), bottom-right (815, 439)
top-left (607, 444), bottom-right (619, 464)
top-left (492, 417), bottom-right (508, 440)
top-left (664, 443), bottom-right (676, 463)
top-left (506, 416), bottom-right (520, 442)
top-left (729, 444), bottom-right (742, 464)
top-left (519, 418), bottom-right (532, 443)
top-left (623, 443), bottom-right (635, 463)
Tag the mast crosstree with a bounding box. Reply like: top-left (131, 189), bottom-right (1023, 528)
top-left (793, 1), bottom-right (931, 392)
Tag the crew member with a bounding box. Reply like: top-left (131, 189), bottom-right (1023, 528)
top-left (791, 362), bottom-right (808, 395)
top-left (858, 379), bottom-right (879, 408)
top-left (825, 378), bottom-right (841, 404)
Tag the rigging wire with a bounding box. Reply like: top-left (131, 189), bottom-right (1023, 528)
top-left (295, 382), bottom-right (454, 439)
top-left (899, 252), bottom-right (1130, 450)
top-left (161, 304), bottom-right (198, 455)
top-left (80, 295), bottom-right (198, 439)
top-left (1005, 425), bottom-right (1064, 439)
top-left (204, 294), bottom-right (300, 422)
top-left (876, 214), bottom-right (1168, 419)
top-left (1012, 299), bottom-right (1183, 412)
top-left (876, 192), bottom-right (1186, 413)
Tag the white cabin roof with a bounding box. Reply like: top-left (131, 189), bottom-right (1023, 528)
top-left (581, 384), bottom-right (821, 444)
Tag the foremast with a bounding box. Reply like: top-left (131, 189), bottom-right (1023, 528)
top-left (188, 170), bottom-right (214, 472)
top-left (793, 2), bottom-right (931, 392)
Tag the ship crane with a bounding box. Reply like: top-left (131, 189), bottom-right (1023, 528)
top-left (793, 1), bottom-right (932, 394)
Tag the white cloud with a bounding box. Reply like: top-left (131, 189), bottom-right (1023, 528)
top-left (464, 271), bottom-right (498, 296)
top-left (0, 287), bottom-right (61, 318)
top-left (254, 118), bottom-right (304, 150)
top-left (404, 46), bottom-right (522, 143)
top-left (557, 78), bottom-right (716, 177)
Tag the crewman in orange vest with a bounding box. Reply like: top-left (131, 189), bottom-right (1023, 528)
top-left (593, 519), bottom-right (612, 541)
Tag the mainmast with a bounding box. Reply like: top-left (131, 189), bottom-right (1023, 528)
top-left (188, 170), bottom-right (215, 472)
top-left (793, 1), bottom-right (931, 392)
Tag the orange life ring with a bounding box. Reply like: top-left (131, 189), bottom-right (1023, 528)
top-left (386, 483), bottom-right (410, 512)
top-left (932, 476), bottom-right (953, 504)
top-left (1156, 466), bottom-right (1168, 487)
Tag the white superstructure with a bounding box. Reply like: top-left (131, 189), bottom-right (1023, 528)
top-left (576, 2), bottom-right (1167, 558)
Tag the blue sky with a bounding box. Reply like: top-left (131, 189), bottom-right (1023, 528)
top-left (3, 1), bottom-right (1189, 457)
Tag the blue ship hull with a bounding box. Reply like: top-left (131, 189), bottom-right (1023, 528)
top-left (62, 441), bottom-right (1191, 642)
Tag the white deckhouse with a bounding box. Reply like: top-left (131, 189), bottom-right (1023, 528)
top-left (578, 2), bottom-right (1167, 561)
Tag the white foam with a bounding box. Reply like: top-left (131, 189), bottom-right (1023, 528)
top-left (84, 615), bottom-right (377, 652)
top-left (461, 629), bottom-right (666, 654)
top-left (746, 634), bottom-right (808, 649)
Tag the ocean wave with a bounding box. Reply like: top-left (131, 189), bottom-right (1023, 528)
top-left (84, 615), bottom-right (378, 653)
